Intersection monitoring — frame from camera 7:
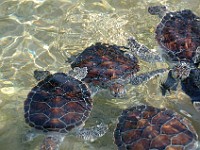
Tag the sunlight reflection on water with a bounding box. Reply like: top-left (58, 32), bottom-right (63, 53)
top-left (0, 0), bottom-right (200, 150)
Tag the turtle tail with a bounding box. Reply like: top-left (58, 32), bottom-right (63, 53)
top-left (76, 123), bottom-right (108, 142)
top-left (40, 133), bottom-right (65, 150)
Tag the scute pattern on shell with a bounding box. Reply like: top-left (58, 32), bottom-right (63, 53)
top-left (156, 9), bottom-right (200, 63)
top-left (114, 105), bottom-right (198, 150)
top-left (71, 43), bottom-right (139, 87)
top-left (24, 73), bottom-right (93, 133)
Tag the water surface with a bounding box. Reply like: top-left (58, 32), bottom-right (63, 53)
top-left (0, 0), bottom-right (200, 150)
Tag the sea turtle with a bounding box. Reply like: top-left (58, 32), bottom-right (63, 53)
top-left (24, 70), bottom-right (108, 150)
top-left (128, 6), bottom-right (200, 65)
top-left (70, 43), bottom-right (166, 98)
top-left (128, 6), bottom-right (200, 111)
top-left (114, 105), bottom-right (198, 150)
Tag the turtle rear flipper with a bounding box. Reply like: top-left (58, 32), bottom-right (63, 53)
top-left (160, 70), bottom-right (178, 96)
top-left (34, 70), bottom-right (51, 81)
top-left (40, 133), bottom-right (65, 150)
top-left (76, 123), bottom-right (108, 142)
top-left (127, 37), bottom-right (163, 63)
top-left (130, 68), bottom-right (167, 86)
top-left (22, 129), bottom-right (39, 143)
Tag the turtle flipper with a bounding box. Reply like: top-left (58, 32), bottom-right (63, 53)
top-left (34, 70), bottom-right (51, 81)
top-left (148, 5), bottom-right (167, 18)
top-left (181, 69), bottom-right (200, 112)
top-left (127, 37), bottom-right (163, 63)
top-left (190, 68), bottom-right (200, 89)
top-left (76, 123), bottom-right (108, 142)
top-left (40, 133), bottom-right (65, 150)
top-left (68, 67), bottom-right (88, 80)
top-left (130, 68), bottom-right (167, 85)
top-left (22, 129), bottom-right (39, 143)
top-left (160, 70), bottom-right (178, 96)
top-left (193, 46), bottom-right (200, 67)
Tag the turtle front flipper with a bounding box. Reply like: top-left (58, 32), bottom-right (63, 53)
top-left (34, 70), bottom-right (51, 81)
top-left (76, 123), bottom-right (108, 142)
top-left (193, 46), bottom-right (200, 67)
top-left (191, 68), bottom-right (200, 89)
top-left (181, 69), bottom-right (200, 112)
top-left (127, 37), bottom-right (163, 63)
top-left (40, 133), bottom-right (65, 150)
top-left (160, 70), bottom-right (178, 96)
top-left (148, 5), bottom-right (167, 18)
top-left (130, 68), bottom-right (167, 85)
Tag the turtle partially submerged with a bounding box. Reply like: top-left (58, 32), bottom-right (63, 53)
top-left (24, 70), bottom-right (108, 150)
top-left (114, 105), bottom-right (198, 150)
top-left (70, 43), bottom-right (166, 98)
top-left (128, 6), bottom-right (200, 65)
top-left (128, 6), bottom-right (200, 111)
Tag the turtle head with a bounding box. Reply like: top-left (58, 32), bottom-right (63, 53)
top-left (148, 5), bottom-right (167, 18)
top-left (34, 70), bottom-right (51, 81)
top-left (171, 62), bottom-right (192, 80)
top-left (109, 82), bottom-right (126, 98)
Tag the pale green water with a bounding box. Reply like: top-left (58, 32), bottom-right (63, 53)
top-left (0, 0), bottom-right (200, 150)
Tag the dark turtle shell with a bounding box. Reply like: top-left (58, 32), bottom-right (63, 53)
top-left (24, 73), bottom-right (93, 133)
top-left (114, 105), bottom-right (198, 150)
top-left (155, 9), bottom-right (200, 63)
top-left (71, 43), bottom-right (139, 88)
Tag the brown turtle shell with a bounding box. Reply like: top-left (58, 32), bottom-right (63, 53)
top-left (114, 105), bottom-right (198, 150)
top-left (155, 9), bottom-right (200, 63)
top-left (71, 43), bottom-right (139, 88)
top-left (24, 73), bottom-right (93, 133)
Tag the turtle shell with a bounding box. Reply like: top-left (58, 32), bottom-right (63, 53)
top-left (156, 9), bottom-right (200, 63)
top-left (114, 105), bottom-right (198, 150)
top-left (24, 73), bottom-right (93, 133)
top-left (71, 43), bottom-right (139, 88)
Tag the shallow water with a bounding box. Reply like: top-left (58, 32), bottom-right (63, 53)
top-left (0, 0), bottom-right (200, 150)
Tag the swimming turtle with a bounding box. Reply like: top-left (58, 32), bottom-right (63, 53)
top-left (114, 105), bottom-right (198, 150)
top-left (128, 6), bottom-right (200, 65)
top-left (70, 43), bottom-right (167, 98)
top-left (24, 70), bottom-right (108, 150)
top-left (128, 6), bottom-right (200, 111)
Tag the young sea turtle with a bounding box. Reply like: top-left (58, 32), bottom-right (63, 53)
top-left (128, 6), bottom-right (200, 111)
top-left (114, 105), bottom-right (198, 150)
top-left (24, 70), bottom-right (108, 150)
top-left (128, 6), bottom-right (200, 65)
top-left (70, 43), bottom-right (166, 98)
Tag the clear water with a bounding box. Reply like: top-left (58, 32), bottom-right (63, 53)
top-left (0, 0), bottom-right (200, 150)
